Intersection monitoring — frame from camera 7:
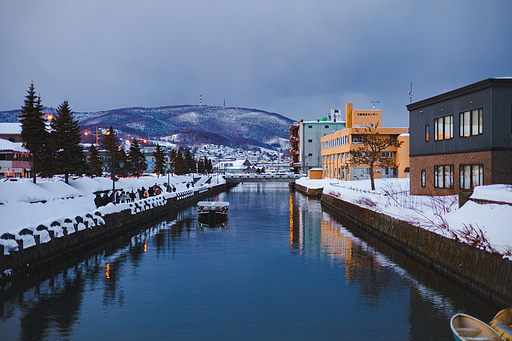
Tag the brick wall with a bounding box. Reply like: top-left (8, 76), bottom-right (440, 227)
top-left (411, 151), bottom-right (493, 195)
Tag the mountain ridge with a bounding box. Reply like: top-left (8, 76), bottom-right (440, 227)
top-left (0, 105), bottom-right (294, 150)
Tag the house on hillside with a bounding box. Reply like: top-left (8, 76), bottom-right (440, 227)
top-left (407, 78), bottom-right (512, 196)
top-left (216, 159), bottom-right (252, 173)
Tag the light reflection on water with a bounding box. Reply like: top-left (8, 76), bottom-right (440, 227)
top-left (0, 182), bottom-right (502, 340)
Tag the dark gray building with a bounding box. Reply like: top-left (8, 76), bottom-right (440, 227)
top-left (407, 78), bottom-right (512, 195)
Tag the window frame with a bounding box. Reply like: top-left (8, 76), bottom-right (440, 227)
top-left (434, 165), bottom-right (454, 189)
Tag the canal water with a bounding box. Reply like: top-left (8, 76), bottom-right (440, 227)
top-left (0, 183), bottom-right (503, 340)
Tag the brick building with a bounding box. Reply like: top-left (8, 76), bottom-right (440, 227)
top-left (407, 78), bottom-right (512, 195)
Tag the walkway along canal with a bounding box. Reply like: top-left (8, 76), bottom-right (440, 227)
top-left (0, 182), bottom-right (234, 281)
top-left (295, 182), bottom-right (512, 306)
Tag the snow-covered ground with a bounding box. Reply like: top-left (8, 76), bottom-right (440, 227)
top-left (0, 174), bottom-right (224, 255)
top-left (297, 177), bottom-right (512, 259)
top-left (1, 175), bottom-right (511, 260)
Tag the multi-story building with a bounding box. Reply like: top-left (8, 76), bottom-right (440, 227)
top-left (0, 139), bottom-right (30, 179)
top-left (289, 109), bottom-right (346, 174)
top-left (407, 78), bottom-right (512, 195)
top-left (320, 103), bottom-right (409, 180)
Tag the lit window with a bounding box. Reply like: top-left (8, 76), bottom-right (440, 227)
top-left (434, 165), bottom-right (454, 189)
top-left (460, 109), bottom-right (483, 137)
top-left (425, 125), bottom-right (430, 142)
top-left (459, 164), bottom-right (484, 189)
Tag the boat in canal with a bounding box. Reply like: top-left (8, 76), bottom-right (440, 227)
top-left (490, 308), bottom-right (512, 341)
top-left (450, 313), bottom-right (504, 341)
top-left (197, 201), bottom-right (229, 226)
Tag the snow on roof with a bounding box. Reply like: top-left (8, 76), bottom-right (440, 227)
top-left (471, 184), bottom-right (512, 205)
top-left (0, 123), bottom-right (22, 134)
top-left (0, 139), bottom-right (27, 152)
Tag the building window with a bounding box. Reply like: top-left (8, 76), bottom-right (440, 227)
top-left (308, 153), bottom-right (312, 157)
top-left (434, 165), bottom-right (454, 189)
top-left (381, 151), bottom-right (392, 158)
top-left (325, 125), bottom-right (329, 129)
top-left (421, 169), bottom-right (426, 187)
top-left (459, 164), bottom-right (484, 190)
top-left (425, 125), bottom-right (430, 142)
top-left (434, 115), bottom-right (453, 141)
top-left (308, 139), bottom-right (312, 143)
top-left (460, 109), bottom-right (483, 137)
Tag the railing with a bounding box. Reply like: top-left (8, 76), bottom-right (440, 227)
top-left (224, 173), bottom-right (305, 183)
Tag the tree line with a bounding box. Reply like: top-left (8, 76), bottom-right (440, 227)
top-left (18, 83), bottom-right (213, 183)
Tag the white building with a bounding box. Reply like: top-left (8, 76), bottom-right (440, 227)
top-left (291, 110), bottom-right (346, 174)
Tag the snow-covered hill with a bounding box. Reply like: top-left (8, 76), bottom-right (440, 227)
top-left (0, 105), bottom-right (294, 149)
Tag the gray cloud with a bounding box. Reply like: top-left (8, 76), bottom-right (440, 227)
top-left (1, 0), bottom-right (511, 127)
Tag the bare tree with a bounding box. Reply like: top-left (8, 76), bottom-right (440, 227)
top-left (349, 124), bottom-right (404, 190)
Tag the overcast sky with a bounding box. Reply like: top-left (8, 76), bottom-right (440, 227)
top-left (1, 0), bottom-right (511, 127)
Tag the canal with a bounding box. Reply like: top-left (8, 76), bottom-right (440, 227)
top-left (0, 183), bottom-right (503, 340)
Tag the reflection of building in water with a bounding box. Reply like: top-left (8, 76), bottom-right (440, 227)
top-left (320, 214), bottom-right (351, 262)
top-left (290, 193), bottom-right (382, 281)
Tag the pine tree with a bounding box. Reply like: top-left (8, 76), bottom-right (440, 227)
top-left (169, 148), bottom-right (178, 174)
top-left (87, 144), bottom-right (103, 177)
top-left (50, 100), bottom-right (87, 183)
top-left (152, 144), bottom-right (166, 176)
top-left (100, 125), bottom-right (120, 180)
top-left (197, 157), bottom-right (205, 174)
top-left (127, 138), bottom-right (146, 177)
top-left (175, 149), bottom-right (186, 175)
top-left (117, 148), bottom-right (128, 177)
top-left (206, 158), bottom-right (213, 174)
top-left (184, 148), bottom-right (195, 174)
top-left (18, 83), bottom-right (50, 183)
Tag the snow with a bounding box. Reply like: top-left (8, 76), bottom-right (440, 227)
top-left (1, 174), bottom-right (511, 260)
top-left (0, 174), bottom-right (224, 255)
top-left (296, 177), bottom-right (512, 258)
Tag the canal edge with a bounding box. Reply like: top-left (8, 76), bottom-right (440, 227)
top-left (295, 182), bottom-right (512, 306)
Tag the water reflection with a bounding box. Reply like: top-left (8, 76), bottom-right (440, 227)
top-left (0, 183), bottom-right (503, 340)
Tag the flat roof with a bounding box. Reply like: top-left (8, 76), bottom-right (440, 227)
top-left (406, 78), bottom-right (512, 111)
top-left (0, 123), bottom-right (22, 134)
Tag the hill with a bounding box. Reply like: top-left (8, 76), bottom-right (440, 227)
top-left (0, 105), bottom-right (294, 150)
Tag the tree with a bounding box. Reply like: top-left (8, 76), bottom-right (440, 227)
top-left (50, 100), bottom-right (88, 183)
top-left (197, 157), bottom-right (205, 174)
top-left (184, 148), bottom-right (195, 173)
top-left (87, 144), bottom-right (103, 177)
top-left (126, 138), bottom-right (146, 177)
top-left (349, 124), bottom-right (404, 191)
top-left (205, 157), bottom-right (213, 174)
top-left (169, 148), bottom-right (178, 174)
top-left (152, 144), bottom-right (166, 176)
top-left (18, 83), bottom-right (50, 183)
top-left (175, 149), bottom-right (186, 175)
top-left (100, 125), bottom-right (120, 185)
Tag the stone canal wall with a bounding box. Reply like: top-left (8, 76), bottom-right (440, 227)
top-left (0, 184), bottom-right (231, 281)
top-left (320, 193), bottom-right (512, 306)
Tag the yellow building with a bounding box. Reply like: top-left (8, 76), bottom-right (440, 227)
top-left (320, 103), bottom-right (409, 180)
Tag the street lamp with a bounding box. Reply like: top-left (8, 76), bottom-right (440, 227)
top-left (83, 127), bottom-right (109, 146)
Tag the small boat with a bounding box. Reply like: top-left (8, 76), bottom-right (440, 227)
top-left (491, 308), bottom-right (512, 341)
top-left (197, 201), bottom-right (229, 226)
top-left (451, 313), bottom-right (504, 341)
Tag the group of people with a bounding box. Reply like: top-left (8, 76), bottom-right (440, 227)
top-left (94, 183), bottom-right (174, 208)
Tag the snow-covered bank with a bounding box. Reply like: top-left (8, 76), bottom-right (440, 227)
top-left (0, 174), bottom-right (224, 255)
top-left (296, 177), bottom-right (512, 258)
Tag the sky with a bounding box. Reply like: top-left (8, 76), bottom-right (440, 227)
top-left (1, 0), bottom-right (511, 127)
